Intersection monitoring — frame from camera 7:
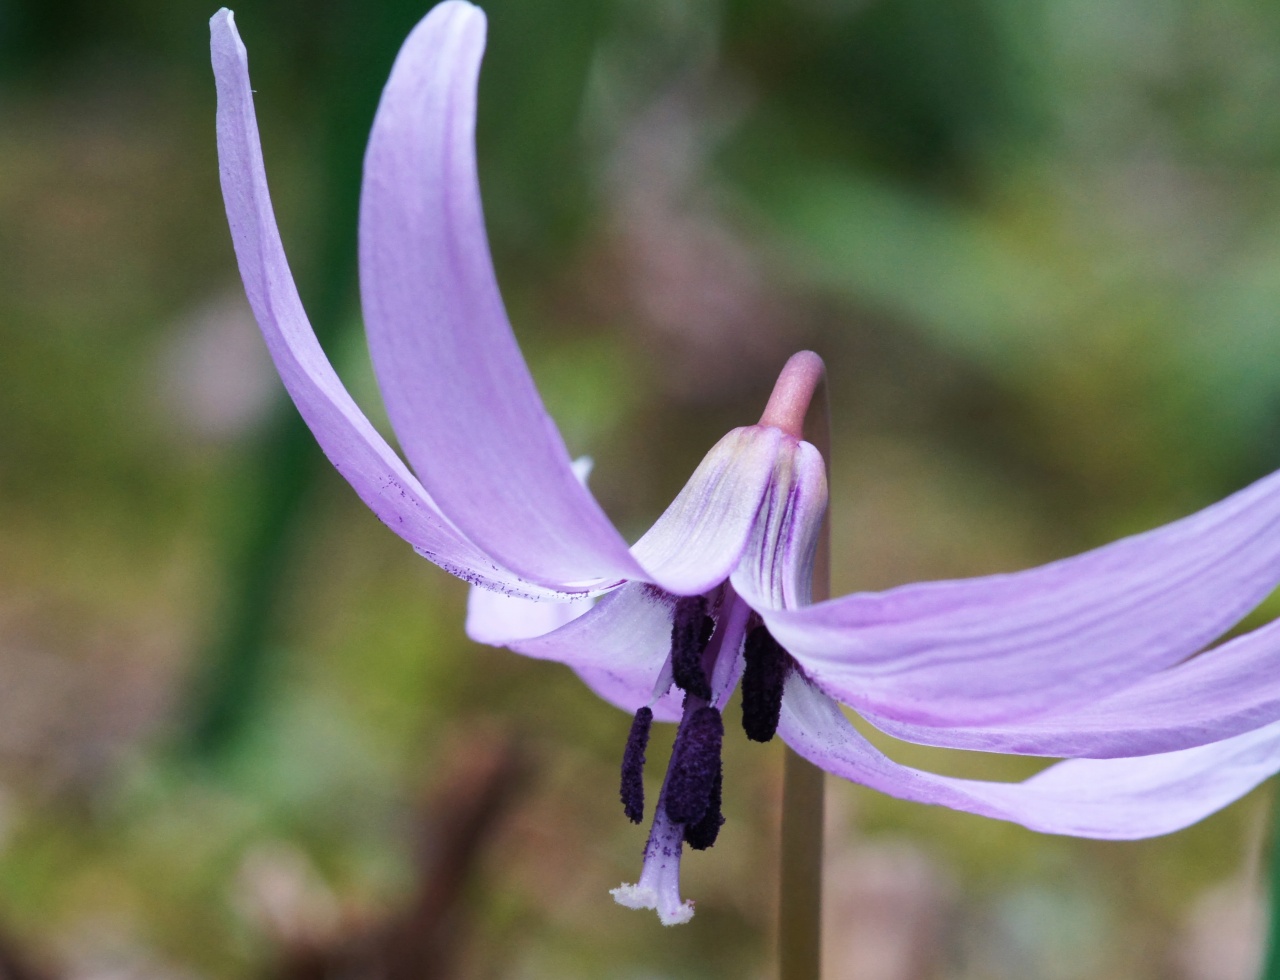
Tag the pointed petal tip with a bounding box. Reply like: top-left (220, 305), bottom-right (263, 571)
top-left (440, 0), bottom-right (486, 19)
top-left (415, 0), bottom-right (488, 48)
top-left (209, 7), bottom-right (245, 65)
top-left (209, 0), bottom-right (547, 591)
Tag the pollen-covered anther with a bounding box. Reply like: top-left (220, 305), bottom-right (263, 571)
top-left (742, 625), bottom-right (791, 742)
top-left (683, 768), bottom-right (724, 850)
top-left (620, 707), bottom-right (653, 823)
top-left (664, 706), bottom-right (724, 825)
top-left (671, 596), bottom-right (714, 700)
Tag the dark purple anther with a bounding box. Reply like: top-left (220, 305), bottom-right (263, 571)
top-left (664, 706), bottom-right (724, 826)
top-left (742, 624), bottom-right (791, 742)
top-left (621, 706), bottom-right (653, 823)
top-left (698, 613), bottom-right (715, 650)
top-left (671, 596), bottom-right (714, 700)
top-left (683, 769), bottom-right (724, 850)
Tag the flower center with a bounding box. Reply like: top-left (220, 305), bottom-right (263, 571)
top-left (616, 588), bottom-right (793, 839)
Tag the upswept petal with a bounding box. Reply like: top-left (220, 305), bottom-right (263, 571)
top-left (509, 583), bottom-right (684, 722)
top-left (779, 680), bottom-right (1280, 839)
top-left (765, 468), bottom-right (1280, 725)
top-left (864, 614), bottom-right (1280, 758)
top-left (729, 438), bottom-right (828, 611)
top-left (632, 427), bottom-right (788, 596)
top-left (358, 1), bottom-right (643, 590)
top-left (211, 8), bottom-right (531, 594)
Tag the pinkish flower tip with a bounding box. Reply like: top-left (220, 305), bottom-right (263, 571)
top-left (758, 351), bottom-right (826, 439)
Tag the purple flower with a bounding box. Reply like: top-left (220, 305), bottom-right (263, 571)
top-left (212, 0), bottom-right (1280, 927)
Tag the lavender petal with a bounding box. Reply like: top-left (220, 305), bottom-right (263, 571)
top-left (779, 678), bottom-right (1280, 840)
top-left (210, 9), bottom-right (536, 594)
top-left (768, 467), bottom-right (1280, 726)
top-left (864, 612), bottom-right (1280, 758)
top-left (359, 1), bottom-right (643, 589)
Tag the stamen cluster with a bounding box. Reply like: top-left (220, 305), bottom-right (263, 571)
top-left (618, 589), bottom-right (794, 857)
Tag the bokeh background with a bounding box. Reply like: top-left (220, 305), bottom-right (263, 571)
top-left (1, 0), bottom-right (1279, 976)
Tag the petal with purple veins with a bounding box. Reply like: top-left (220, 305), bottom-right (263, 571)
top-left (730, 437), bottom-right (828, 611)
top-left (779, 679), bottom-right (1280, 840)
top-left (632, 427), bottom-right (787, 596)
top-left (767, 467), bottom-right (1280, 726)
top-left (864, 613), bottom-right (1280, 758)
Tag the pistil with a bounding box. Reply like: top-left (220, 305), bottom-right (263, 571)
top-left (610, 797), bottom-right (695, 926)
top-left (613, 690), bottom-right (722, 926)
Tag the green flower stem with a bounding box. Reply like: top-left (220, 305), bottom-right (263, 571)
top-left (780, 748), bottom-right (825, 980)
top-left (1262, 800), bottom-right (1280, 979)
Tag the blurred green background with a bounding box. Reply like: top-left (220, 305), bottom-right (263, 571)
top-left (1, 0), bottom-right (1278, 976)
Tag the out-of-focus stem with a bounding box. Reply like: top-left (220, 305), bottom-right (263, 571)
top-left (779, 358), bottom-right (828, 980)
top-left (780, 748), bottom-right (824, 979)
top-left (1261, 803), bottom-right (1280, 980)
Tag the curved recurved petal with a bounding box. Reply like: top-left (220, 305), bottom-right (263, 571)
top-left (509, 583), bottom-right (684, 722)
top-left (358, 1), bottom-right (642, 589)
top-left (865, 614), bottom-right (1280, 758)
top-left (210, 8), bottom-right (531, 594)
top-left (730, 438), bottom-right (828, 611)
top-left (766, 467), bottom-right (1280, 726)
top-left (779, 680), bottom-right (1280, 840)
top-left (632, 427), bottom-right (786, 596)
